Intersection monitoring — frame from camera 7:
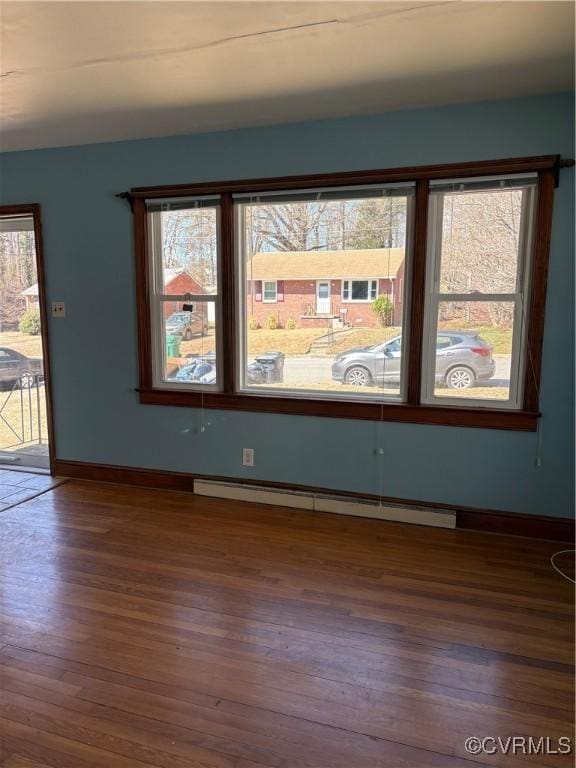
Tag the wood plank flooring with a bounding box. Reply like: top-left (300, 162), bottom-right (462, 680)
top-left (0, 480), bottom-right (573, 768)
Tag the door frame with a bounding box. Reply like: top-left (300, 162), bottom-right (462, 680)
top-left (0, 204), bottom-right (56, 474)
top-left (315, 279), bottom-right (331, 314)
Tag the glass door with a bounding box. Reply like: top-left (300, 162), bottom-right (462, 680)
top-left (0, 212), bottom-right (50, 469)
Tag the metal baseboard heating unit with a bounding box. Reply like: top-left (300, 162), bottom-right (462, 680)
top-left (194, 480), bottom-right (456, 529)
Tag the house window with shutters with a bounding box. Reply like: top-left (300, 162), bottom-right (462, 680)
top-left (263, 280), bottom-right (278, 302)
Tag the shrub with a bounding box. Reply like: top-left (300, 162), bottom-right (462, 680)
top-left (266, 313), bottom-right (279, 330)
top-left (248, 316), bottom-right (260, 330)
top-left (286, 317), bottom-right (297, 330)
top-left (371, 295), bottom-right (394, 327)
top-left (19, 309), bottom-right (41, 336)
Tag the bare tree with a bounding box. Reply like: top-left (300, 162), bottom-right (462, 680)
top-left (246, 202), bottom-right (330, 254)
top-left (438, 189), bottom-right (523, 328)
top-left (0, 230), bottom-right (37, 329)
top-left (244, 196), bottom-right (407, 256)
top-left (347, 198), bottom-right (407, 249)
top-left (161, 209), bottom-right (218, 290)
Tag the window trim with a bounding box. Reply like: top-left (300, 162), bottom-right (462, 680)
top-left (342, 278), bottom-right (378, 303)
top-left (262, 280), bottom-right (278, 303)
top-left (130, 155), bottom-right (561, 431)
top-left (420, 179), bottom-right (536, 411)
top-left (146, 199), bottom-right (223, 392)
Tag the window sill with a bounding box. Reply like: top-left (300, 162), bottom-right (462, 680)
top-left (137, 388), bottom-right (539, 430)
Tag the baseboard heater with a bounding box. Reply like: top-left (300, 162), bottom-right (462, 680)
top-left (193, 480), bottom-right (456, 529)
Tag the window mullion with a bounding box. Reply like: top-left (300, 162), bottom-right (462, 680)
top-left (436, 292), bottom-right (520, 302)
top-left (220, 192), bottom-right (236, 393)
top-left (406, 178), bottom-right (429, 405)
top-left (151, 296), bottom-right (165, 388)
top-left (157, 294), bottom-right (218, 302)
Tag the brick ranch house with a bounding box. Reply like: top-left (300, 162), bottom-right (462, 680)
top-left (246, 248), bottom-right (405, 329)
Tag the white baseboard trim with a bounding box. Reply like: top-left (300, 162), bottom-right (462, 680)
top-left (194, 480), bottom-right (456, 529)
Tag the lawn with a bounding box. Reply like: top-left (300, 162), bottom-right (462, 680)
top-left (0, 330), bottom-right (44, 358)
top-left (180, 324), bottom-right (510, 358)
top-left (330, 328), bottom-right (399, 354)
top-left (0, 332), bottom-right (47, 453)
top-left (181, 327), bottom-right (399, 357)
top-left (0, 383), bottom-right (48, 452)
top-left (440, 386), bottom-right (509, 400)
top-left (180, 328), bottom-right (324, 357)
top-left (438, 324), bottom-right (512, 355)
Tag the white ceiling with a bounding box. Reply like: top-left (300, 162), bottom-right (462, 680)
top-left (0, 1), bottom-right (574, 152)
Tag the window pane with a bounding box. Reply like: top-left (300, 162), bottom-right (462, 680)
top-left (150, 204), bottom-right (219, 295)
top-left (239, 187), bottom-right (413, 399)
top-left (161, 300), bottom-right (218, 387)
top-left (351, 280), bottom-right (369, 301)
top-left (429, 301), bottom-right (516, 402)
top-left (431, 183), bottom-right (534, 294)
top-left (263, 281), bottom-right (277, 301)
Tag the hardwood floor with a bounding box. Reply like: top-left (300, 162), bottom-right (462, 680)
top-left (0, 481), bottom-right (573, 768)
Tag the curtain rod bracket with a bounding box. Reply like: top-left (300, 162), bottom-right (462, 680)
top-left (116, 191), bottom-right (134, 211)
top-left (554, 158), bottom-right (575, 187)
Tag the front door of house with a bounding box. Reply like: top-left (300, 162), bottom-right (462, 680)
top-left (316, 281), bottom-right (330, 314)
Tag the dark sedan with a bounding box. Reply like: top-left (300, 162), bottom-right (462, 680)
top-left (0, 347), bottom-right (44, 389)
top-left (332, 332), bottom-right (495, 389)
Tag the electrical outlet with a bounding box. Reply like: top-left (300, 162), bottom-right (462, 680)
top-left (51, 302), bottom-right (66, 318)
top-left (242, 448), bottom-right (254, 467)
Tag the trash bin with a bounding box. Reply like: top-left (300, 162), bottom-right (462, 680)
top-left (166, 334), bottom-right (181, 358)
top-left (255, 352), bottom-right (285, 383)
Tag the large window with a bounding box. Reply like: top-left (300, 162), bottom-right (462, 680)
top-left (131, 155), bottom-right (558, 430)
top-left (422, 176), bottom-right (536, 409)
top-left (236, 184), bottom-right (412, 400)
top-left (342, 279), bottom-right (379, 302)
top-left (146, 197), bottom-right (221, 389)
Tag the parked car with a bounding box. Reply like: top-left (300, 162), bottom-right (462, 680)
top-left (0, 347), bottom-right (44, 389)
top-left (332, 332), bottom-right (495, 389)
top-left (165, 310), bottom-right (208, 340)
top-left (173, 355), bottom-right (217, 385)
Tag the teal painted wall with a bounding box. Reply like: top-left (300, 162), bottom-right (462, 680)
top-left (1, 93), bottom-right (574, 517)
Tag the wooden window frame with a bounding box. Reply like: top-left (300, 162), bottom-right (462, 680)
top-left (130, 155), bottom-right (560, 431)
